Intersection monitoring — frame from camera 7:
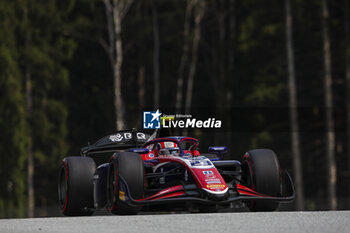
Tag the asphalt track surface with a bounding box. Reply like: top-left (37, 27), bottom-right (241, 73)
top-left (0, 211), bottom-right (349, 233)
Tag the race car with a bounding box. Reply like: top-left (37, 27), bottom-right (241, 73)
top-left (58, 129), bottom-right (295, 216)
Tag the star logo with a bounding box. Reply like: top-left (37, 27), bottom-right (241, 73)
top-left (151, 109), bottom-right (161, 122)
top-left (143, 109), bottom-right (162, 129)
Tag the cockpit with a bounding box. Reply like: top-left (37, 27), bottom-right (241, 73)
top-left (143, 137), bottom-right (200, 158)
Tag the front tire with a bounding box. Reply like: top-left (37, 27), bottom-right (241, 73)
top-left (107, 152), bottom-right (144, 215)
top-left (242, 149), bottom-right (282, 211)
top-left (58, 156), bottom-right (96, 216)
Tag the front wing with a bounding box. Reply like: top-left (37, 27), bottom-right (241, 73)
top-left (118, 171), bottom-right (295, 206)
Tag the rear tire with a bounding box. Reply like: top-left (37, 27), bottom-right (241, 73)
top-left (58, 156), bottom-right (96, 216)
top-left (242, 149), bottom-right (282, 211)
top-left (107, 152), bottom-right (144, 215)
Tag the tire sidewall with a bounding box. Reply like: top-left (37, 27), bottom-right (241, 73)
top-left (242, 149), bottom-right (282, 211)
top-left (107, 152), bottom-right (144, 215)
top-left (58, 156), bottom-right (96, 216)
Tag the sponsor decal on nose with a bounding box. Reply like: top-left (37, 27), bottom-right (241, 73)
top-left (206, 184), bottom-right (226, 188)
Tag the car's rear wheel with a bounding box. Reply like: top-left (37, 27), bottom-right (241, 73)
top-left (241, 149), bottom-right (282, 211)
top-left (107, 152), bottom-right (144, 215)
top-left (58, 156), bottom-right (96, 216)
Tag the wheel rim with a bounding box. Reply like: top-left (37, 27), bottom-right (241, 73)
top-left (242, 160), bottom-right (253, 188)
top-left (58, 166), bottom-right (68, 210)
top-left (242, 159), bottom-right (255, 209)
top-left (107, 163), bottom-right (118, 210)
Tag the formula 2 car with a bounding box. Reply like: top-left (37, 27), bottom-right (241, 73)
top-left (58, 129), bottom-right (295, 216)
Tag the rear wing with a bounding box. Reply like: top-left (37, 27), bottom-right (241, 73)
top-left (80, 129), bottom-right (156, 156)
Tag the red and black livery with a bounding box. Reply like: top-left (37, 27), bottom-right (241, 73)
top-left (58, 129), bottom-right (295, 216)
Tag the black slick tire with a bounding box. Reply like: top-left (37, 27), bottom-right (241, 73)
top-left (242, 149), bottom-right (282, 211)
top-left (107, 152), bottom-right (144, 215)
top-left (58, 156), bottom-right (96, 216)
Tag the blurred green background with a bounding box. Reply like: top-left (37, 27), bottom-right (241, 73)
top-left (0, 0), bottom-right (349, 218)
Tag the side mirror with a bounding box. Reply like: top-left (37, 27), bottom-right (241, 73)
top-left (208, 146), bottom-right (227, 154)
top-left (129, 148), bottom-right (150, 154)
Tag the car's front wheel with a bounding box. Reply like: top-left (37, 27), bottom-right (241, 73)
top-left (241, 149), bottom-right (282, 211)
top-left (107, 152), bottom-right (144, 215)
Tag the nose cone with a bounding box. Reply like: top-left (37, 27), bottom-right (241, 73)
top-left (192, 167), bottom-right (228, 195)
top-left (203, 187), bottom-right (229, 200)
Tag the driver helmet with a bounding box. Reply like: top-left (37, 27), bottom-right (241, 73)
top-left (157, 142), bottom-right (180, 156)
